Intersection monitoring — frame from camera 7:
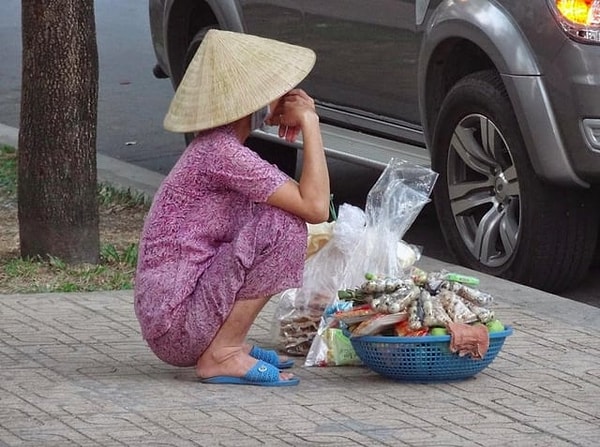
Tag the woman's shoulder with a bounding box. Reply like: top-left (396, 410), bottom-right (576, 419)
top-left (194, 126), bottom-right (267, 165)
top-left (192, 125), bottom-right (238, 148)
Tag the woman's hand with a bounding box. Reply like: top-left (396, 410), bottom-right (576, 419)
top-left (266, 89), bottom-right (319, 143)
top-left (266, 89), bottom-right (330, 224)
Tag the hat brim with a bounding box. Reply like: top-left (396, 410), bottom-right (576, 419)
top-left (163, 30), bottom-right (316, 133)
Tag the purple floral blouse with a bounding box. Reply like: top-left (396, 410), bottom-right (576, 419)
top-left (134, 125), bottom-right (300, 341)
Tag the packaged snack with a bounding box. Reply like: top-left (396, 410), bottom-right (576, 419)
top-left (351, 312), bottom-right (408, 336)
top-left (438, 290), bottom-right (479, 324)
top-left (446, 282), bottom-right (494, 306)
top-left (394, 320), bottom-right (429, 337)
top-left (333, 304), bottom-right (377, 326)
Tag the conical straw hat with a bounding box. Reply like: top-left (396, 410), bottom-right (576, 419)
top-left (163, 30), bottom-right (316, 133)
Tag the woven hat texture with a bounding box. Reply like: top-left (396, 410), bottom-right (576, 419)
top-left (164, 29), bottom-right (316, 133)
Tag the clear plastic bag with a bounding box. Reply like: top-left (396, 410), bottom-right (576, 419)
top-left (338, 159), bottom-right (437, 290)
top-left (306, 221), bottom-right (335, 259)
top-left (272, 204), bottom-right (367, 356)
top-left (272, 159), bottom-right (438, 362)
top-left (306, 159), bottom-right (437, 366)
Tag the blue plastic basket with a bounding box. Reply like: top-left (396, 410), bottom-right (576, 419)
top-left (350, 326), bottom-right (513, 382)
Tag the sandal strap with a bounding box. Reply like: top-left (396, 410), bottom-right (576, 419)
top-left (249, 346), bottom-right (279, 365)
top-left (244, 360), bottom-right (279, 382)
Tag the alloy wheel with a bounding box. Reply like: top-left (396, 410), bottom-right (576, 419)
top-left (446, 114), bottom-right (521, 268)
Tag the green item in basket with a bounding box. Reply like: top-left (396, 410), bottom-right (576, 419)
top-left (325, 328), bottom-right (362, 366)
top-left (429, 327), bottom-right (448, 336)
top-left (444, 273), bottom-right (480, 286)
top-left (486, 319), bottom-right (505, 333)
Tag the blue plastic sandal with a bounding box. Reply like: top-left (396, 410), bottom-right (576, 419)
top-left (249, 346), bottom-right (294, 369)
top-left (200, 360), bottom-right (299, 387)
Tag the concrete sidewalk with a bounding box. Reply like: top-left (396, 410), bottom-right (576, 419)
top-left (1, 257), bottom-right (600, 446)
top-left (1, 123), bottom-right (600, 445)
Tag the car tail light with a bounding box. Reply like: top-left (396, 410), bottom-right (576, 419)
top-left (550, 0), bottom-right (600, 42)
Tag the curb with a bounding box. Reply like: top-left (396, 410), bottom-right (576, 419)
top-left (0, 123), bottom-right (164, 199)
top-left (0, 123), bottom-right (18, 148)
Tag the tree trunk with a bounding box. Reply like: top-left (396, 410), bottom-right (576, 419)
top-left (18, 0), bottom-right (99, 263)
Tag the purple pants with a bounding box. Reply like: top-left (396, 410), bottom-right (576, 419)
top-left (146, 205), bottom-right (306, 367)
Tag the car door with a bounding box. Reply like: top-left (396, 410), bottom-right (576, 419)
top-left (301, 0), bottom-right (421, 135)
top-left (238, 0), bottom-right (304, 46)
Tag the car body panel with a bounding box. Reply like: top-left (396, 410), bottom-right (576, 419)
top-left (148, 0), bottom-right (600, 292)
top-left (149, 0), bottom-right (600, 186)
top-left (301, 1), bottom-right (421, 124)
top-left (419, 0), bottom-right (587, 186)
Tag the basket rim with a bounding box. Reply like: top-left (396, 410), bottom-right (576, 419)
top-left (351, 325), bottom-right (513, 344)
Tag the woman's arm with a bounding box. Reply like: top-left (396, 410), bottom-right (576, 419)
top-left (266, 89), bottom-right (330, 224)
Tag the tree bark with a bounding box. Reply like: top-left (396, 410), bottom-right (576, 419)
top-left (18, 0), bottom-right (99, 263)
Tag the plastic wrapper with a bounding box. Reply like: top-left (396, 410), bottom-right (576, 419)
top-left (407, 299), bottom-right (423, 330)
top-left (423, 270), bottom-right (447, 293)
top-left (305, 328), bottom-right (362, 367)
top-left (272, 204), bottom-right (367, 356)
top-left (466, 302), bottom-right (495, 323)
top-left (341, 159), bottom-right (437, 287)
top-left (276, 289), bottom-right (324, 355)
top-left (333, 304), bottom-right (377, 326)
top-left (394, 320), bottom-right (429, 337)
top-left (438, 290), bottom-right (479, 324)
top-left (425, 295), bottom-right (453, 327)
top-left (420, 289), bottom-right (435, 326)
top-left (351, 312), bottom-right (408, 336)
top-left (375, 284), bottom-right (420, 314)
top-left (446, 282), bottom-right (494, 306)
top-left (397, 241), bottom-right (420, 270)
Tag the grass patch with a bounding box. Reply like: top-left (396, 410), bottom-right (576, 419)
top-left (0, 145), bottom-right (149, 294)
top-left (98, 183), bottom-right (150, 208)
top-left (1, 250), bottom-right (137, 293)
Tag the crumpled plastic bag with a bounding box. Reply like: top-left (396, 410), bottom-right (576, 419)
top-left (306, 327), bottom-right (362, 367)
top-left (271, 204), bottom-right (367, 356)
top-left (305, 159), bottom-right (437, 366)
top-left (340, 159), bottom-right (437, 288)
top-left (306, 221), bottom-right (335, 259)
top-left (272, 159), bottom-right (438, 363)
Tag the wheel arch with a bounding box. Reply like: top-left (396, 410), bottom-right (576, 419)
top-left (418, 0), bottom-right (587, 187)
top-left (162, 0), bottom-right (244, 88)
top-left (430, 70), bottom-right (599, 292)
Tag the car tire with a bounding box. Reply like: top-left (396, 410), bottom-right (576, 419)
top-left (181, 26), bottom-right (297, 177)
top-left (431, 69), bottom-right (598, 292)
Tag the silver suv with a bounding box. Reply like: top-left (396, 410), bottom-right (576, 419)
top-left (149, 0), bottom-right (600, 293)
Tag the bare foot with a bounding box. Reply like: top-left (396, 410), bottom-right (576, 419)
top-left (196, 347), bottom-right (295, 381)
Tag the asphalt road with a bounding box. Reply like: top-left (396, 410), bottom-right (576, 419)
top-left (1, 0), bottom-right (598, 307)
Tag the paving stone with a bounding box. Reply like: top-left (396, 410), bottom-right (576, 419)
top-left (1, 266), bottom-right (600, 446)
